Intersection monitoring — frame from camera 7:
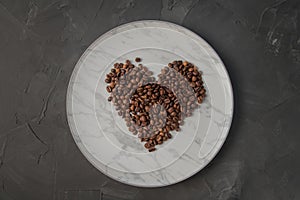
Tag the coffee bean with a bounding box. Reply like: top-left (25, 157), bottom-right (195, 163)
top-left (140, 115), bottom-right (146, 122)
top-left (141, 121), bottom-right (148, 126)
top-left (105, 78), bottom-right (111, 83)
top-left (148, 147), bottom-right (156, 152)
top-left (106, 86), bottom-right (112, 93)
top-left (145, 106), bottom-right (150, 112)
top-left (170, 112), bottom-right (176, 117)
top-left (197, 96), bottom-right (203, 103)
top-left (144, 142), bottom-right (150, 148)
top-left (164, 99), bottom-right (170, 104)
top-left (156, 135), bottom-right (162, 141)
top-left (168, 107), bottom-right (174, 113)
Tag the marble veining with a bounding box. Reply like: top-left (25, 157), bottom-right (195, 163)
top-left (66, 20), bottom-right (233, 187)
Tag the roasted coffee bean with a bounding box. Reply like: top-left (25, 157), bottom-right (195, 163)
top-left (144, 142), bottom-right (150, 149)
top-left (148, 147), bottom-right (156, 152)
top-left (197, 96), bottom-right (203, 103)
top-left (170, 112), bottom-right (176, 117)
top-left (106, 86), bottom-right (112, 93)
top-left (168, 107), bottom-right (174, 113)
top-left (140, 115), bottom-right (146, 122)
top-left (105, 78), bottom-right (111, 83)
top-left (141, 121), bottom-right (148, 126)
top-left (156, 135), bottom-right (162, 141)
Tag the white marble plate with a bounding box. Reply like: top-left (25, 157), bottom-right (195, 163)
top-left (66, 20), bottom-right (233, 187)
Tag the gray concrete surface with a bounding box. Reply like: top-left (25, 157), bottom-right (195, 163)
top-left (0, 0), bottom-right (299, 199)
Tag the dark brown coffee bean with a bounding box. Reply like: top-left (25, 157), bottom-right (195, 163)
top-left (141, 121), bottom-right (148, 126)
top-left (164, 99), bottom-right (170, 104)
top-left (105, 78), bottom-right (111, 83)
top-left (135, 57), bottom-right (141, 62)
top-left (171, 112), bottom-right (176, 117)
top-left (108, 96), bottom-right (113, 102)
top-left (197, 96), bottom-right (203, 103)
top-left (168, 107), bottom-right (174, 113)
top-left (140, 115), bottom-right (146, 122)
top-left (148, 147), bottom-right (156, 152)
top-left (144, 142), bottom-right (150, 149)
top-left (106, 86), bottom-right (112, 93)
top-left (145, 106), bottom-right (150, 112)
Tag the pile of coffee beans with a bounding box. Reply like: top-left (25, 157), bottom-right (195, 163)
top-left (168, 60), bottom-right (206, 104)
top-left (104, 58), bottom-right (206, 152)
top-left (128, 83), bottom-right (181, 152)
top-left (105, 59), bottom-right (136, 94)
top-left (158, 60), bottom-right (206, 119)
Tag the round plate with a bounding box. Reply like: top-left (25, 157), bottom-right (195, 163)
top-left (67, 20), bottom-right (233, 187)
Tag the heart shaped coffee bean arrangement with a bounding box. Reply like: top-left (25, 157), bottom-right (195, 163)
top-left (105, 59), bottom-right (206, 152)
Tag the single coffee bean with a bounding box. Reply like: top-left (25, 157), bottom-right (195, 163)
top-left (148, 147), bottom-right (156, 152)
top-left (156, 135), bottom-right (162, 141)
top-left (105, 78), bottom-right (111, 83)
top-left (106, 86), bottom-right (112, 93)
top-left (197, 96), bottom-right (203, 103)
top-left (140, 115), bottom-right (146, 122)
top-left (171, 112), bottom-right (176, 117)
top-left (144, 142), bottom-right (150, 149)
top-left (168, 107), bottom-right (174, 113)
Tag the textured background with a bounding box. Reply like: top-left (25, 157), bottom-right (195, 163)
top-left (0, 0), bottom-right (300, 199)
